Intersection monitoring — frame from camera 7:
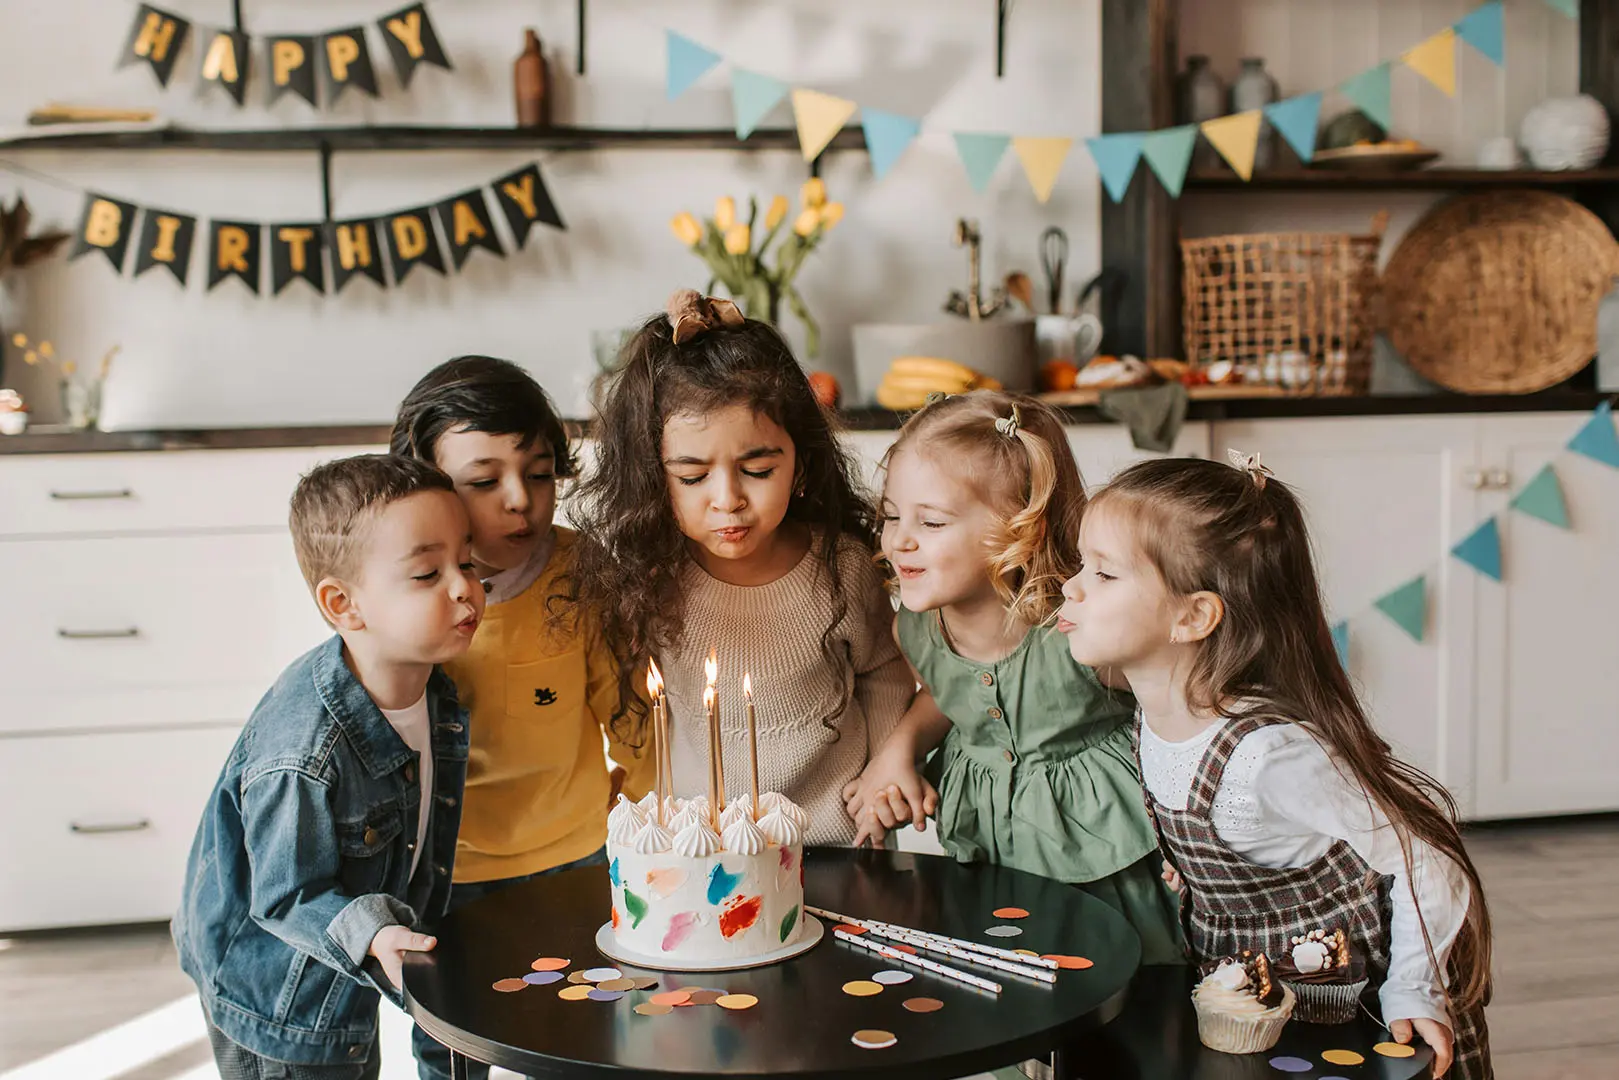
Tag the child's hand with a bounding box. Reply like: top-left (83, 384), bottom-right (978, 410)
top-left (1388, 1017), bottom-right (1453, 1077)
top-left (1161, 860), bottom-right (1183, 893)
top-left (367, 924), bottom-right (436, 991)
top-left (841, 749), bottom-right (938, 831)
top-left (851, 786), bottom-right (920, 848)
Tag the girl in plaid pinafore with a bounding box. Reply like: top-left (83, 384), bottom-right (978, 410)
top-left (1057, 454), bottom-right (1494, 1080)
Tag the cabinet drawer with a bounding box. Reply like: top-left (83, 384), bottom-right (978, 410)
top-left (0, 726), bottom-right (240, 931)
top-left (0, 446), bottom-right (381, 537)
top-left (0, 533), bottom-right (331, 703)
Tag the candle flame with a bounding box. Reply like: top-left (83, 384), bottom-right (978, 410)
top-left (647, 655), bottom-right (664, 691)
top-left (702, 685), bottom-right (714, 708)
top-left (743, 672), bottom-right (752, 698)
top-left (704, 647), bottom-right (717, 688)
top-left (645, 665), bottom-right (658, 697)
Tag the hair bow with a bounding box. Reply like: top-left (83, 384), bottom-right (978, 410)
top-left (667, 288), bottom-right (746, 344)
top-left (994, 405), bottom-right (1022, 439)
top-left (1226, 448), bottom-right (1274, 490)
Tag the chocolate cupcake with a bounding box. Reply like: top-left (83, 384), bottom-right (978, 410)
top-left (1191, 951), bottom-right (1295, 1053)
top-left (1273, 928), bottom-right (1368, 1024)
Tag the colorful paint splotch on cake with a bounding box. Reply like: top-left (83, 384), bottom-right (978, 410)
top-left (606, 791), bottom-right (807, 965)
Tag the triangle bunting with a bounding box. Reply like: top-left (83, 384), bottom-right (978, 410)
top-left (1403, 28), bottom-right (1457, 96)
top-left (1451, 518), bottom-right (1503, 581)
top-left (791, 88), bottom-right (858, 161)
top-left (1509, 464), bottom-right (1570, 528)
top-left (730, 68), bottom-right (789, 139)
top-left (861, 108), bottom-right (922, 179)
top-left (665, 31), bottom-right (721, 101)
top-left (1201, 111), bottom-right (1264, 181)
top-left (1456, 1), bottom-right (1506, 66)
top-left (1374, 575), bottom-right (1427, 643)
top-left (1084, 133), bottom-right (1145, 203)
top-left (1141, 126), bottom-right (1198, 197)
top-left (1568, 401), bottom-right (1619, 468)
top-left (1265, 93), bottom-right (1323, 163)
top-left (1012, 137), bottom-right (1073, 203)
top-left (1331, 621), bottom-right (1351, 671)
top-left (1340, 64), bottom-right (1394, 131)
top-left (953, 132), bottom-right (1012, 193)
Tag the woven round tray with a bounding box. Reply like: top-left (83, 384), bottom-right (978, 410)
top-left (1382, 191), bottom-right (1619, 394)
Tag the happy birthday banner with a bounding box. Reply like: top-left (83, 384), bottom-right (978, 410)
top-left (65, 162), bottom-right (563, 297)
top-left (120, 1), bottom-right (452, 108)
top-left (666, 0), bottom-right (1569, 203)
top-left (1328, 402), bottom-right (1618, 668)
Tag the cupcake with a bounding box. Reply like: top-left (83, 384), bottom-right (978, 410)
top-left (1274, 927), bottom-right (1368, 1024)
top-left (1191, 951), bottom-right (1295, 1054)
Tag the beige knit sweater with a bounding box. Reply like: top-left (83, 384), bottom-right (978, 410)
top-left (661, 531), bottom-right (914, 846)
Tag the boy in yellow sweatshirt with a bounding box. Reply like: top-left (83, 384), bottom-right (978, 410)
top-left (393, 356), bottom-right (652, 1080)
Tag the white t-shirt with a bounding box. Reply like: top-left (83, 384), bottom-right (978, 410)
top-left (1137, 715), bottom-right (1470, 1029)
top-left (379, 693), bottom-right (433, 879)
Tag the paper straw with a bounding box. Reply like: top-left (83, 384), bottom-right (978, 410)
top-left (857, 920), bottom-right (1053, 983)
top-left (807, 905), bottom-right (1061, 971)
top-left (833, 928), bottom-right (1002, 994)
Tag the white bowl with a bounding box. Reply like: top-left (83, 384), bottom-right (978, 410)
top-left (0, 411), bottom-right (29, 435)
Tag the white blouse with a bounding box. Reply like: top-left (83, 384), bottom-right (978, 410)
top-left (1138, 716), bottom-right (1470, 1030)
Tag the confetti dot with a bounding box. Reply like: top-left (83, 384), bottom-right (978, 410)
top-left (1013, 949), bottom-right (1039, 957)
top-left (596, 977), bottom-right (636, 992)
top-left (1373, 1042), bottom-right (1416, 1059)
top-left (1041, 954), bottom-right (1093, 970)
top-left (1268, 1058), bottom-right (1313, 1073)
top-left (634, 1002), bottom-right (672, 1016)
top-left (716, 993), bottom-right (758, 1010)
top-left (582, 967), bottom-right (622, 982)
top-left (852, 1029), bottom-right (897, 1050)
top-left (984, 925), bottom-right (1023, 938)
top-left (588, 988), bottom-right (626, 1002)
top-left (649, 990), bottom-right (691, 1007)
top-left (872, 970), bottom-right (913, 985)
top-left (686, 990), bottom-right (726, 1005)
top-left (842, 980), bottom-right (884, 997)
top-left (530, 956), bottom-right (570, 972)
top-left (492, 978), bottom-right (528, 992)
top-left (993, 907), bottom-right (1030, 919)
top-left (902, 997), bottom-right (944, 1013)
top-left (630, 976), bottom-right (660, 990)
top-left (890, 944), bottom-right (917, 954)
top-left (835, 923), bottom-right (868, 935)
top-left (1321, 1050), bottom-right (1365, 1067)
top-left (566, 971), bottom-right (594, 984)
top-left (558, 985), bottom-right (593, 1001)
top-left (523, 971), bottom-right (563, 986)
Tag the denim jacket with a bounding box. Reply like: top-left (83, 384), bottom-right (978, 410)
top-left (173, 634), bottom-right (469, 1066)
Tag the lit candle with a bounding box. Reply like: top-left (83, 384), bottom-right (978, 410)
top-left (701, 684), bottom-right (717, 828)
top-left (645, 664), bottom-right (662, 826)
top-left (743, 672), bottom-right (760, 822)
top-left (704, 648), bottom-right (724, 828)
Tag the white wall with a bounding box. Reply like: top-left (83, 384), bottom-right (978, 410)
top-left (0, 0), bottom-right (1102, 428)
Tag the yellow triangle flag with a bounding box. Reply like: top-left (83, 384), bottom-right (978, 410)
top-left (1011, 136), bottom-right (1073, 203)
top-left (1403, 28), bottom-right (1456, 96)
top-left (1201, 111), bottom-right (1263, 181)
top-left (791, 88), bottom-right (858, 161)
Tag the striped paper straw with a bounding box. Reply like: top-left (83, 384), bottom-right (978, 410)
top-left (832, 927), bottom-right (1002, 994)
top-left (807, 905), bottom-right (1061, 971)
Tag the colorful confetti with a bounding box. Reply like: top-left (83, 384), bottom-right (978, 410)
top-left (650, 990), bottom-right (692, 1007)
top-left (1041, 954), bottom-right (1093, 970)
top-left (530, 956), bottom-right (570, 972)
top-left (835, 923), bottom-right (868, 935)
top-left (716, 993), bottom-right (759, 1010)
top-left (634, 1002), bottom-right (673, 1016)
top-left (582, 967), bottom-right (623, 982)
top-left (842, 980), bottom-right (884, 997)
top-left (566, 971), bottom-right (594, 984)
top-left (902, 997), bottom-right (944, 1013)
top-left (492, 978), bottom-right (528, 992)
top-left (1013, 949), bottom-right (1039, 957)
top-left (984, 926), bottom-right (1023, 938)
top-left (1268, 1058), bottom-right (1312, 1073)
top-left (558, 985), bottom-right (593, 1001)
top-left (630, 976), bottom-right (660, 990)
top-left (851, 1029), bottom-right (897, 1050)
top-left (588, 988), bottom-right (627, 1002)
top-left (523, 971), bottom-right (563, 986)
top-left (992, 907), bottom-right (1030, 919)
top-left (596, 977), bottom-right (635, 992)
top-left (1321, 1050), bottom-right (1365, 1066)
top-left (686, 989), bottom-right (726, 1005)
top-left (1373, 1042), bottom-right (1416, 1059)
top-left (872, 970), bottom-right (914, 986)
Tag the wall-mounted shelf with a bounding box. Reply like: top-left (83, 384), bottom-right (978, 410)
top-left (1186, 167), bottom-right (1619, 192)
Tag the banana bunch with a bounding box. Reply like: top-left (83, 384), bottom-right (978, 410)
top-left (875, 356), bottom-right (1003, 410)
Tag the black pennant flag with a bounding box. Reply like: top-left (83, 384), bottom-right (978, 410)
top-left (384, 207), bottom-right (447, 284)
top-left (320, 27), bottom-right (380, 105)
top-left (70, 193), bottom-right (137, 272)
top-left (266, 36), bottom-right (319, 106)
top-left (491, 163), bottom-right (566, 249)
top-left (119, 4), bottom-right (190, 87)
top-left (433, 189), bottom-right (504, 270)
top-left (377, 3), bottom-right (452, 88)
top-left (269, 223), bottom-right (326, 295)
top-left (199, 28), bottom-right (251, 105)
top-left (208, 220), bottom-right (262, 295)
top-left (326, 219), bottom-right (387, 291)
top-left (132, 208), bottom-right (197, 285)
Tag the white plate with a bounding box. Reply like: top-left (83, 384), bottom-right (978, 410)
top-left (592, 914), bottom-right (824, 973)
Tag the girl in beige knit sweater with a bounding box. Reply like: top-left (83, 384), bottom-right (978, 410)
top-left (570, 292), bottom-right (915, 846)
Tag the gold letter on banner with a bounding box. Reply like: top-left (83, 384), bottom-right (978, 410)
top-left (216, 226), bottom-right (251, 272)
top-left (334, 222), bottom-right (373, 269)
top-left (500, 175), bottom-right (538, 221)
top-left (133, 11), bottom-right (178, 61)
top-left (385, 10), bottom-right (426, 58)
top-left (451, 200), bottom-right (487, 246)
top-left (272, 39), bottom-right (306, 86)
top-left (326, 34), bottom-right (360, 82)
top-left (84, 200), bottom-right (123, 248)
top-left (391, 216), bottom-right (428, 260)
top-left (149, 215), bottom-right (181, 263)
top-left (202, 32), bottom-right (240, 84)
top-left (278, 227), bottom-right (314, 272)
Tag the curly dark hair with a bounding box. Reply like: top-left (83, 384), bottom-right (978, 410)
top-left (569, 312), bottom-right (876, 744)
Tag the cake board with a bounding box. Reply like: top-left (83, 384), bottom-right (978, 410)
top-left (592, 913), bottom-right (824, 972)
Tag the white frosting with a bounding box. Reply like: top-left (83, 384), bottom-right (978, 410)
top-left (1291, 941), bottom-right (1330, 974)
top-left (607, 795), bottom-right (645, 844)
top-left (756, 806), bottom-right (804, 846)
top-left (721, 814), bottom-right (768, 855)
top-left (760, 792), bottom-right (808, 829)
top-left (632, 821), bottom-right (673, 854)
top-left (719, 800), bottom-right (751, 831)
top-left (668, 803), bottom-right (704, 834)
top-left (1209, 961), bottom-right (1250, 991)
top-left (672, 820), bottom-right (722, 858)
top-left (1192, 962), bottom-right (1290, 1019)
top-left (636, 790), bottom-right (661, 816)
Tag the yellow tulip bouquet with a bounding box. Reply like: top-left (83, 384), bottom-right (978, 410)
top-left (669, 178), bottom-right (843, 357)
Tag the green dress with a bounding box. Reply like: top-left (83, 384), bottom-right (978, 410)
top-left (898, 606), bottom-right (1184, 964)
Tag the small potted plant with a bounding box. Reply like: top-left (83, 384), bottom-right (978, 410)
top-left (11, 332), bottom-right (120, 430)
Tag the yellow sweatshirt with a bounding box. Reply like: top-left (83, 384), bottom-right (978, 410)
top-left (444, 528), bottom-right (653, 883)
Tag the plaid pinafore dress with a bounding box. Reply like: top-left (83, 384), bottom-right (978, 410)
top-left (1134, 714), bottom-right (1492, 1080)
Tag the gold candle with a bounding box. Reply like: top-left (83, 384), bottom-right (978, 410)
top-left (704, 648), bottom-right (724, 828)
top-left (645, 664), bottom-right (662, 826)
top-left (743, 672), bottom-right (760, 822)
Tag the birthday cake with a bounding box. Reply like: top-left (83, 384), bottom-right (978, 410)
top-left (606, 790), bottom-right (807, 966)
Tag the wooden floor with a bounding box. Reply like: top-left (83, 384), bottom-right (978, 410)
top-left (0, 816), bottom-right (1614, 1079)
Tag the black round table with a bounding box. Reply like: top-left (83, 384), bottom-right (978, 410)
top-left (403, 848), bottom-right (1141, 1079)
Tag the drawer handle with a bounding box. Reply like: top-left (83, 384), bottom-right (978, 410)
top-left (49, 488), bottom-right (134, 501)
top-left (70, 819), bottom-right (151, 835)
top-left (57, 627), bottom-right (140, 640)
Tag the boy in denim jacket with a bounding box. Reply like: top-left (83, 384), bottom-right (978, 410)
top-left (174, 454), bottom-right (485, 1077)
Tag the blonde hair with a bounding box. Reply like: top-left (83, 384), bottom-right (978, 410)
top-left (881, 390), bottom-right (1085, 625)
top-left (289, 454), bottom-right (455, 591)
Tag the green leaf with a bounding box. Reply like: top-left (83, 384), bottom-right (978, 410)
top-left (779, 904), bottom-right (800, 942)
top-left (623, 887), bottom-right (649, 928)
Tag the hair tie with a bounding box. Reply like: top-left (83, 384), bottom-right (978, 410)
top-left (1226, 448), bottom-right (1274, 490)
top-left (666, 288), bottom-right (745, 344)
top-left (994, 405), bottom-right (1022, 440)
top-left (923, 391), bottom-right (951, 407)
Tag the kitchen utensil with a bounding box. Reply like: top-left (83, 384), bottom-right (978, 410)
top-left (1035, 314), bottom-right (1104, 368)
top-left (1004, 271), bottom-right (1034, 313)
top-left (1039, 227), bottom-right (1068, 314)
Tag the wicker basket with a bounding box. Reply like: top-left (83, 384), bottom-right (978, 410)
top-left (1181, 213), bottom-right (1387, 395)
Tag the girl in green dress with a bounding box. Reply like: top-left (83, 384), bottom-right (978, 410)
top-left (843, 391), bottom-right (1183, 964)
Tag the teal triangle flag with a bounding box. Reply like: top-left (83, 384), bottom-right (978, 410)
top-left (862, 108), bottom-right (922, 179)
top-left (1374, 575), bottom-right (1427, 642)
top-left (729, 67), bottom-right (789, 138)
top-left (1085, 133), bottom-right (1147, 203)
top-left (1141, 126), bottom-right (1197, 197)
top-left (1456, 2), bottom-right (1506, 65)
top-left (666, 31), bottom-right (722, 101)
top-left (1543, 0), bottom-right (1578, 16)
top-left (1340, 64), bottom-right (1393, 131)
top-left (1265, 93), bottom-right (1323, 163)
top-left (953, 132), bottom-right (1012, 193)
top-left (1509, 464), bottom-right (1570, 528)
top-left (1451, 518), bottom-right (1504, 581)
top-left (1331, 620), bottom-right (1350, 671)
top-left (1568, 401), bottom-right (1619, 467)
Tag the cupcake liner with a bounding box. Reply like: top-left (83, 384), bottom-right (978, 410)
top-left (1284, 977), bottom-right (1368, 1024)
top-left (1193, 985), bottom-right (1295, 1054)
